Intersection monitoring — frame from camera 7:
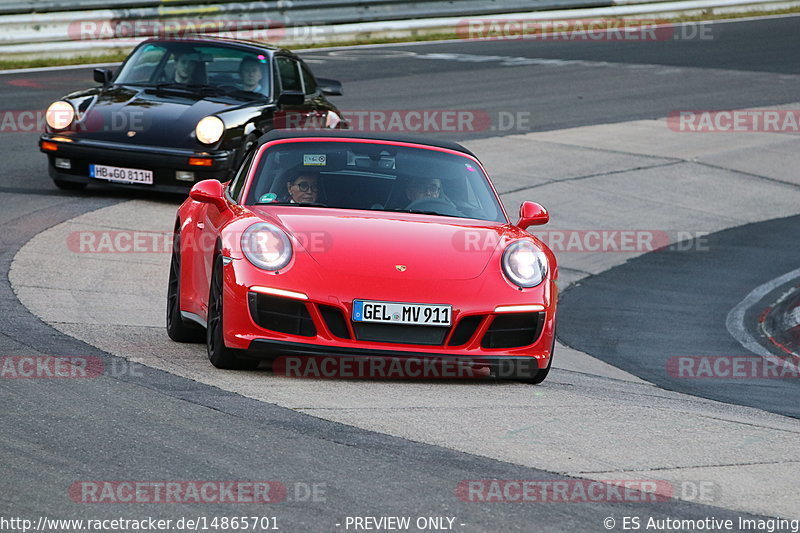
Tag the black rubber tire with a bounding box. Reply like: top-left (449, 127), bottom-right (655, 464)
top-left (53, 179), bottom-right (87, 191)
top-left (526, 348), bottom-right (553, 384)
top-left (512, 336), bottom-right (555, 384)
top-left (166, 232), bottom-right (205, 343)
top-left (207, 254), bottom-right (260, 370)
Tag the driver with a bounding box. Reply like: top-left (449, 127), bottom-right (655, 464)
top-left (286, 172), bottom-right (319, 203)
top-left (406, 177), bottom-right (442, 204)
top-left (173, 52), bottom-right (199, 84)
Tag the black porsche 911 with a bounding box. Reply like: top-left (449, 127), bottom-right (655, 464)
top-left (39, 36), bottom-right (346, 192)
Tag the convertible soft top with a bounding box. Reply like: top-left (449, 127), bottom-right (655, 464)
top-left (256, 129), bottom-right (478, 158)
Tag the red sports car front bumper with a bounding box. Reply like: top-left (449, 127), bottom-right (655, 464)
top-left (219, 255), bottom-right (557, 373)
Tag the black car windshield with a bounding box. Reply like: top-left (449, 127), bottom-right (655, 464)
top-left (243, 141), bottom-right (507, 223)
top-left (114, 41), bottom-right (271, 98)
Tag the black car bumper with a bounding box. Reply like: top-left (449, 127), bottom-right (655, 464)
top-left (247, 339), bottom-right (545, 379)
top-left (40, 134), bottom-right (235, 193)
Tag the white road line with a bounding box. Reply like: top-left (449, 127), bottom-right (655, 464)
top-left (726, 267), bottom-right (800, 365)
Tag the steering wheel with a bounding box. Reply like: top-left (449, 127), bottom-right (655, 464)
top-left (405, 197), bottom-right (463, 217)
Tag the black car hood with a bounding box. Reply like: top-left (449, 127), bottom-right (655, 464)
top-left (72, 85), bottom-right (252, 148)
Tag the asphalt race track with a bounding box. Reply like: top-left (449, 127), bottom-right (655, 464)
top-left (559, 214), bottom-right (800, 418)
top-left (1, 15), bottom-right (799, 532)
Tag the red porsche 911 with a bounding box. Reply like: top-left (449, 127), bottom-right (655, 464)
top-left (167, 130), bottom-right (557, 383)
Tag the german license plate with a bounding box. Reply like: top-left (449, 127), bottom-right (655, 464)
top-left (352, 300), bottom-right (452, 326)
top-left (90, 164), bottom-right (153, 185)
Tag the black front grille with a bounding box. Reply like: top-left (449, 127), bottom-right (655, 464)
top-left (248, 292), bottom-right (316, 337)
top-left (448, 315), bottom-right (484, 346)
top-left (481, 312), bottom-right (544, 349)
top-left (319, 305), bottom-right (351, 339)
top-left (353, 323), bottom-right (448, 345)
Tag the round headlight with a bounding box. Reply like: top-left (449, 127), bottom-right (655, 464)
top-left (242, 223), bottom-right (292, 271)
top-left (45, 101), bottom-right (75, 130)
top-left (502, 240), bottom-right (548, 288)
top-left (195, 116), bottom-right (224, 144)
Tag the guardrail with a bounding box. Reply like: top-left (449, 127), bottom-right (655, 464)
top-left (1, 0), bottom-right (608, 17)
top-left (0, 0), bottom-right (797, 60)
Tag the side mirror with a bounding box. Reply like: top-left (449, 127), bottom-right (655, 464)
top-left (93, 68), bottom-right (113, 86)
top-left (189, 179), bottom-right (227, 210)
top-left (277, 90), bottom-right (304, 107)
top-left (316, 77), bottom-right (343, 96)
top-left (516, 201), bottom-right (549, 230)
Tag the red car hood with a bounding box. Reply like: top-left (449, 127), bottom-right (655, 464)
top-left (250, 207), bottom-right (508, 281)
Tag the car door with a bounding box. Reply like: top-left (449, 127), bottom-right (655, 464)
top-left (274, 55), bottom-right (316, 130)
top-left (299, 61), bottom-right (331, 128)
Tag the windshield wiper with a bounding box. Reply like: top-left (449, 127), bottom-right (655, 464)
top-left (393, 208), bottom-right (459, 217)
top-left (204, 86), bottom-right (266, 101)
top-left (260, 202), bottom-right (329, 207)
top-left (142, 83), bottom-right (265, 101)
top-left (144, 83), bottom-right (201, 96)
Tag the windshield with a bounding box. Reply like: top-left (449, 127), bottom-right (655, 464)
top-left (244, 141), bottom-right (507, 223)
top-left (114, 41), bottom-right (271, 98)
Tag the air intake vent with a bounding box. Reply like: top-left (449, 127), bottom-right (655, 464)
top-left (319, 305), bottom-right (351, 339)
top-left (248, 293), bottom-right (316, 337)
top-left (481, 312), bottom-right (544, 349)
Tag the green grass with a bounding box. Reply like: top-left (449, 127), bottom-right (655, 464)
top-left (0, 52), bottom-right (130, 71)
top-left (1, 7), bottom-right (797, 71)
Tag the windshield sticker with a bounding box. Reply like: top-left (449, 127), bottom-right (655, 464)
top-left (303, 154), bottom-right (327, 166)
top-left (259, 193), bottom-right (278, 203)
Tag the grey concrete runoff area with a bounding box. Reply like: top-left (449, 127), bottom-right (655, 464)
top-left (11, 107), bottom-right (800, 520)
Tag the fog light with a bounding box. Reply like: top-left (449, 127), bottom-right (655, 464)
top-left (54, 158), bottom-right (71, 169)
top-left (175, 171), bottom-right (195, 182)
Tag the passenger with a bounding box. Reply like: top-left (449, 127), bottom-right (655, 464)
top-left (406, 177), bottom-right (442, 204)
top-left (238, 57), bottom-right (265, 93)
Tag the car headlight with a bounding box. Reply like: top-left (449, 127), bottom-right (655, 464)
top-left (242, 223), bottom-right (292, 271)
top-left (195, 116), bottom-right (224, 144)
top-left (502, 240), bottom-right (548, 288)
top-left (45, 101), bottom-right (75, 130)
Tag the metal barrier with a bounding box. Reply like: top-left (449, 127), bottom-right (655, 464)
top-left (0, 0), bottom-right (796, 59)
top-left (0, 0), bottom-right (609, 17)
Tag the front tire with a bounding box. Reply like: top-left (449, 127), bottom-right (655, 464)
top-left (166, 232), bottom-right (205, 343)
top-left (512, 337), bottom-right (554, 384)
top-left (525, 348), bottom-right (553, 384)
top-left (207, 254), bottom-right (260, 370)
